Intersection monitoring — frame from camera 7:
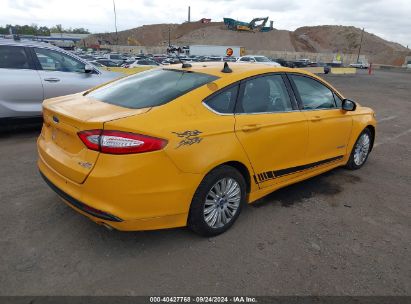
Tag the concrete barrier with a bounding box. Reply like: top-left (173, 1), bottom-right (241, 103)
top-left (301, 67), bottom-right (324, 74)
top-left (330, 67), bottom-right (357, 74)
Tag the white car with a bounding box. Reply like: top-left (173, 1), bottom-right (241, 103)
top-left (349, 61), bottom-right (370, 69)
top-left (103, 53), bottom-right (125, 64)
top-left (127, 59), bottom-right (160, 68)
top-left (0, 39), bottom-right (122, 120)
top-left (237, 55), bottom-right (281, 67)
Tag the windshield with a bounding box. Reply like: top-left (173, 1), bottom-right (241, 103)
top-left (255, 57), bottom-right (270, 62)
top-left (87, 69), bottom-right (218, 109)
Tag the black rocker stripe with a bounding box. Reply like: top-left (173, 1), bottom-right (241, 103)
top-left (253, 155), bottom-right (344, 183)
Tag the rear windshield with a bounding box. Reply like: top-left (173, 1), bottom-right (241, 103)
top-left (87, 69), bottom-right (218, 109)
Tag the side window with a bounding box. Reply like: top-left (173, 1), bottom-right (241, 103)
top-left (240, 57), bottom-right (250, 62)
top-left (0, 45), bottom-right (31, 69)
top-left (204, 85), bottom-right (239, 114)
top-left (237, 75), bottom-right (293, 114)
top-left (291, 75), bottom-right (336, 110)
top-left (34, 48), bottom-right (85, 73)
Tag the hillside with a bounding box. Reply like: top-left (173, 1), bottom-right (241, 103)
top-left (83, 22), bottom-right (410, 65)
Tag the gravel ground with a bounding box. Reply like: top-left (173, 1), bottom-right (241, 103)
top-left (0, 69), bottom-right (410, 296)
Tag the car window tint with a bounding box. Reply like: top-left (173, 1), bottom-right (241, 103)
top-left (0, 45), bottom-right (30, 69)
top-left (291, 75), bottom-right (336, 109)
top-left (204, 85), bottom-right (239, 114)
top-left (34, 48), bottom-right (85, 73)
top-left (237, 75), bottom-right (292, 113)
top-left (88, 69), bottom-right (218, 109)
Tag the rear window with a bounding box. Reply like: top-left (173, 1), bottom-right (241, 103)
top-left (87, 69), bottom-right (218, 109)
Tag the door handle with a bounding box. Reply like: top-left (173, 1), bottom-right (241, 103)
top-left (242, 124), bottom-right (261, 132)
top-left (44, 78), bottom-right (60, 83)
top-left (311, 115), bottom-right (322, 122)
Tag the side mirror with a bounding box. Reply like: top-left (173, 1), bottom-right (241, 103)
top-left (342, 99), bottom-right (357, 111)
top-left (84, 64), bottom-right (94, 73)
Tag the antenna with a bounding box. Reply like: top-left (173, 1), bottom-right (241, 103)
top-left (221, 62), bottom-right (232, 73)
top-left (170, 45), bottom-right (192, 68)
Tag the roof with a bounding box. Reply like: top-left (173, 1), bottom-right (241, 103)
top-left (164, 62), bottom-right (308, 78)
top-left (0, 38), bottom-right (61, 50)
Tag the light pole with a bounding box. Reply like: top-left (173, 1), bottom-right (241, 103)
top-left (113, 0), bottom-right (118, 45)
top-left (357, 28), bottom-right (364, 63)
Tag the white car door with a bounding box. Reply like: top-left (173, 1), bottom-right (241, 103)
top-left (33, 47), bottom-right (103, 99)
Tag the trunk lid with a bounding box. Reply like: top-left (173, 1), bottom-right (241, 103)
top-left (38, 93), bottom-right (150, 184)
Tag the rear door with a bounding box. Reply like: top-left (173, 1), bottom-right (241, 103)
top-left (234, 74), bottom-right (309, 188)
top-left (288, 74), bottom-right (352, 164)
top-left (0, 45), bottom-right (43, 118)
top-left (31, 47), bottom-right (103, 99)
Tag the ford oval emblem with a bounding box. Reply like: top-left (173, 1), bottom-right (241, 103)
top-left (52, 115), bottom-right (59, 123)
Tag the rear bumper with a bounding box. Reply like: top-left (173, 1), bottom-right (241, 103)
top-left (37, 143), bottom-right (203, 231)
top-left (40, 172), bottom-right (123, 222)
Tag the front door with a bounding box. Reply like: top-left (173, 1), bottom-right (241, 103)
top-left (289, 74), bottom-right (352, 164)
top-left (234, 74), bottom-right (309, 188)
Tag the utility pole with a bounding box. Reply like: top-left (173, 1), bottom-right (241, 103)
top-left (357, 28), bottom-right (364, 63)
top-left (168, 27), bottom-right (171, 47)
top-left (188, 6), bottom-right (191, 23)
top-left (113, 0), bottom-right (118, 45)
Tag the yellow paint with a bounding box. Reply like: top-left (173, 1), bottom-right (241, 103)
top-left (37, 63), bottom-right (376, 231)
top-left (101, 66), bottom-right (152, 75)
top-left (301, 67), bottom-right (324, 74)
top-left (236, 25), bottom-right (253, 32)
top-left (331, 67), bottom-right (357, 74)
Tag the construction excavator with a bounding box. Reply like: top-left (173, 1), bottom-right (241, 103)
top-left (223, 17), bottom-right (273, 32)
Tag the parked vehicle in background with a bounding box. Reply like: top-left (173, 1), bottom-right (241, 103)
top-left (328, 62), bottom-right (343, 67)
top-left (104, 53), bottom-right (126, 64)
top-left (270, 58), bottom-right (295, 68)
top-left (407, 60), bottom-right (411, 69)
top-left (237, 55), bottom-right (281, 66)
top-left (127, 59), bottom-right (160, 68)
top-left (0, 39), bottom-right (121, 120)
top-left (93, 59), bottom-right (122, 67)
top-left (88, 61), bottom-right (105, 68)
top-left (161, 58), bottom-right (182, 65)
top-left (350, 61), bottom-right (370, 69)
top-left (223, 57), bottom-right (237, 62)
top-left (293, 59), bottom-right (311, 68)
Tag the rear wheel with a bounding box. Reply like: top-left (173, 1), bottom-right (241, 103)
top-left (345, 128), bottom-right (372, 170)
top-left (188, 166), bottom-right (246, 236)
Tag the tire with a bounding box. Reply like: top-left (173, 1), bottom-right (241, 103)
top-left (345, 128), bottom-right (372, 170)
top-left (188, 165), bottom-right (246, 237)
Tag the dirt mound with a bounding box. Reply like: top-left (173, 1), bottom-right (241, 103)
top-left (83, 22), bottom-right (410, 65)
top-left (293, 25), bottom-right (409, 64)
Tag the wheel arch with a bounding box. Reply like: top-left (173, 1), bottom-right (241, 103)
top-left (205, 160), bottom-right (252, 195)
top-left (365, 125), bottom-right (375, 152)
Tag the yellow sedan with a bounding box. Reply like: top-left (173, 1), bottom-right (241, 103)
top-left (37, 62), bottom-right (376, 236)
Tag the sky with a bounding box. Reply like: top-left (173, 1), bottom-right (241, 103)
top-left (1, 0), bottom-right (410, 47)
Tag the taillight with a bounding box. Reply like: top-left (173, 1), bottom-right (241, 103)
top-left (78, 130), bottom-right (167, 154)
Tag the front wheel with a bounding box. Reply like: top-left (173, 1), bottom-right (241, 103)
top-left (188, 166), bottom-right (246, 236)
top-left (345, 128), bottom-right (372, 170)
